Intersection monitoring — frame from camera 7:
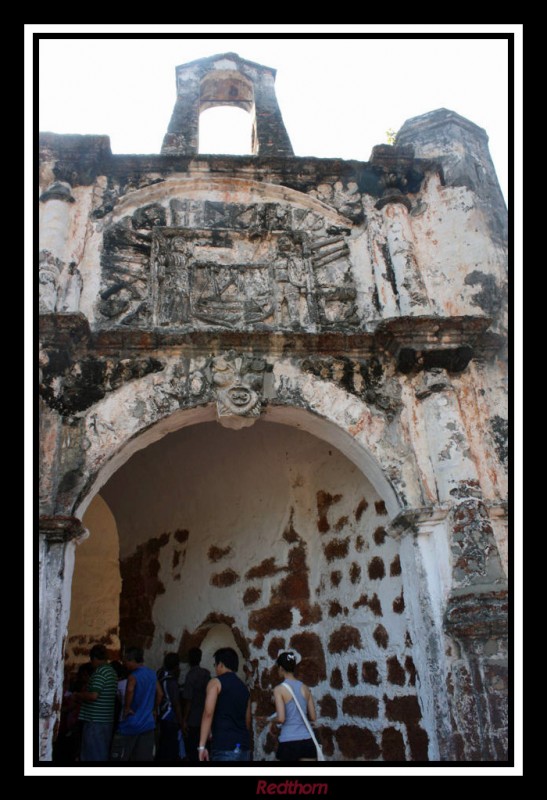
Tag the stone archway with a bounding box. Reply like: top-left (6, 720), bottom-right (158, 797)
top-left (70, 410), bottom-right (434, 762)
top-left (65, 495), bottom-right (121, 672)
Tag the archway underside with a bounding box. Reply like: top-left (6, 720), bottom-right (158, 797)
top-left (69, 414), bottom-right (431, 762)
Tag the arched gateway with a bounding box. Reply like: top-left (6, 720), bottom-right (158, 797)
top-left (39, 54), bottom-right (508, 762)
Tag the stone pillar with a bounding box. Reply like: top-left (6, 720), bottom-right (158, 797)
top-left (381, 201), bottom-right (431, 316)
top-left (251, 68), bottom-right (294, 157)
top-left (414, 369), bottom-right (508, 760)
top-left (39, 181), bottom-right (81, 314)
top-left (393, 507), bottom-right (454, 761)
top-left (161, 64), bottom-right (201, 155)
top-left (39, 181), bottom-right (74, 260)
top-left (38, 516), bottom-right (87, 761)
top-left (366, 211), bottom-right (399, 317)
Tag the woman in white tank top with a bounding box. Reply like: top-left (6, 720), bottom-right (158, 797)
top-left (271, 651), bottom-right (318, 762)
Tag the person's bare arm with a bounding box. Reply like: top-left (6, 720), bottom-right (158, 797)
top-left (198, 679), bottom-right (220, 762)
top-left (273, 685), bottom-right (286, 724)
top-left (306, 687), bottom-right (317, 723)
top-left (123, 674), bottom-right (137, 717)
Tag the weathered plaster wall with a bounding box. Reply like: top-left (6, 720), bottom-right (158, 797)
top-left (65, 494), bottom-right (121, 669)
top-left (100, 420), bottom-right (431, 761)
top-left (409, 174), bottom-right (507, 332)
top-left (54, 168), bottom-right (507, 336)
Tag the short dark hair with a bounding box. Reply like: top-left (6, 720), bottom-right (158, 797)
top-left (276, 651), bottom-right (298, 672)
top-left (89, 644), bottom-right (108, 661)
top-left (188, 647), bottom-right (202, 667)
top-left (163, 652), bottom-right (180, 672)
top-left (124, 646), bottom-right (144, 664)
top-left (214, 647), bottom-right (238, 672)
top-left (110, 660), bottom-right (128, 680)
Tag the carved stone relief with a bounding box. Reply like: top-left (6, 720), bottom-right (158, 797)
top-left (149, 224), bottom-right (358, 332)
top-left (39, 250), bottom-right (83, 314)
top-left (39, 250), bottom-right (63, 314)
top-left (98, 200), bottom-right (360, 332)
top-left (208, 351), bottom-right (268, 429)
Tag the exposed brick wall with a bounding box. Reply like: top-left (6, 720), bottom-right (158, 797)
top-left (114, 435), bottom-right (428, 761)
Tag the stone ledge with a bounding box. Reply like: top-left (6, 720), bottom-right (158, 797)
top-left (38, 132), bottom-right (437, 199)
top-left (38, 313), bottom-right (501, 367)
top-left (38, 515), bottom-right (87, 543)
top-left (376, 315), bottom-right (501, 372)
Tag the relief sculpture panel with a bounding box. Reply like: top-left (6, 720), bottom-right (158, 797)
top-left (99, 200), bottom-right (359, 332)
top-left (150, 225), bottom-right (358, 332)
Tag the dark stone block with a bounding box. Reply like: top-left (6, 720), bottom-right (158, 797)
top-left (330, 570), bottom-right (342, 587)
top-left (208, 545), bottom-right (232, 562)
top-left (368, 557), bottom-right (386, 580)
top-left (319, 694), bottom-right (338, 719)
top-left (243, 587), bottom-right (262, 606)
top-left (289, 632), bottom-right (327, 684)
top-left (347, 663), bottom-right (358, 687)
top-left (210, 568), bottom-right (240, 588)
top-left (384, 694), bottom-right (422, 725)
top-left (373, 526), bottom-right (386, 545)
top-left (330, 668), bottom-right (343, 690)
top-left (404, 655), bottom-right (417, 686)
top-left (328, 625), bottom-right (362, 654)
top-left (407, 725), bottom-right (429, 761)
top-left (267, 637), bottom-right (286, 660)
top-left (362, 661), bottom-right (380, 685)
top-left (387, 656), bottom-right (406, 686)
top-left (355, 498), bottom-right (369, 521)
top-left (249, 604), bottom-right (293, 633)
top-left (373, 625), bottom-right (389, 649)
top-left (335, 725), bottom-right (380, 760)
top-left (316, 490), bottom-right (342, 533)
top-left (315, 726), bottom-right (335, 757)
top-left (329, 600), bottom-right (343, 617)
top-left (393, 593), bottom-right (405, 613)
top-left (342, 695), bottom-right (379, 719)
top-left (324, 537), bottom-right (350, 562)
top-left (390, 554), bottom-right (402, 576)
top-left (382, 727), bottom-right (406, 761)
top-left (245, 558), bottom-right (285, 579)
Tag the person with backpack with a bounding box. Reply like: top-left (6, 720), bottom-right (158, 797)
top-left (156, 652), bottom-right (186, 761)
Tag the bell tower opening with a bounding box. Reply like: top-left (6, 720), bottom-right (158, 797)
top-left (161, 53), bottom-right (293, 157)
top-left (199, 106), bottom-right (254, 155)
top-left (198, 69), bottom-right (255, 155)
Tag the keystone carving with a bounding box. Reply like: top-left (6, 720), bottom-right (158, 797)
top-left (208, 352), bottom-right (267, 429)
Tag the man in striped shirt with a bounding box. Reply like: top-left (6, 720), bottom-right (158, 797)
top-left (76, 644), bottom-right (118, 761)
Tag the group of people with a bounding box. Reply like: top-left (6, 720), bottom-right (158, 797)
top-left (54, 643), bottom-right (319, 763)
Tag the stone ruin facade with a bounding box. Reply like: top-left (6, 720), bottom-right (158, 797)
top-left (38, 53), bottom-right (508, 763)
